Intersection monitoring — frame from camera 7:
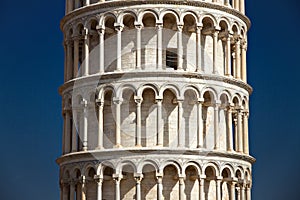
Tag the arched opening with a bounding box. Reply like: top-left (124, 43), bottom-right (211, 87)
top-left (121, 88), bottom-right (136, 147)
top-left (183, 89), bottom-right (198, 148)
top-left (163, 13), bottom-right (178, 70)
top-left (220, 93), bottom-right (230, 151)
top-left (219, 20), bottom-right (229, 75)
top-left (204, 166), bottom-right (217, 200)
top-left (75, 23), bottom-right (85, 77)
top-left (231, 25), bottom-right (239, 78)
top-left (120, 165), bottom-right (135, 199)
top-left (122, 14), bottom-right (136, 71)
top-left (104, 16), bottom-right (117, 72)
top-left (183, 14), bottom-right (197, 71)
top-left (75, 169), bottom-right (82, 200)
top-left (141, 164), bottom-right (157, 199)
top-left (88, 19), bottom-right (99, 75)
top-left (141, 88), bottom-right (157, 147)
top-left (141, 13), bottom-right (157, 70)
top-left (221, 168), bottom-right (231, 200)
top-left (162, 89), bottom-right (177, 147)
top-left (86, 168), bottom-right (97, 200)
top-left (201, 17), bottom-right (215, 74)
top-left (202, 91), bottom-right (215, 149)
top-left (103, 90), bottom-right (115, 149)
top-left (102, 166), bottom-right (115, 200)
top-left (184, 165), bottom-right (199, 199)
top-left (163, 165), bottom-right (179, 199)
top-left (232, 97), bottom-right (240, 151)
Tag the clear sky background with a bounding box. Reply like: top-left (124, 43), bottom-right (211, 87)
top-left (0, 0), bottom-right (300, 199)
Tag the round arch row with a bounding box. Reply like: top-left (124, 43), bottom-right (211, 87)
top-left (60, 158), bottom-right (252, 200)
top-left (62, 83), bottom-right (250, 155)
top-left (63, 7), bottom-right (248, 83)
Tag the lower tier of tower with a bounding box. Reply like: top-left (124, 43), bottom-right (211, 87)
top-left (58, 150), bottom-right (253, 200)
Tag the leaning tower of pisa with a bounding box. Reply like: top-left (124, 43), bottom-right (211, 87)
top-left (58, 0), bottom-right (255, 199)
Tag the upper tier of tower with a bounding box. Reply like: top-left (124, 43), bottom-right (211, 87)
top-left (65, 0), bottom-right (246, 15)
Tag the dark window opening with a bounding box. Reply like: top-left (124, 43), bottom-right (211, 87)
top-left (166, 49), bottom-right (178, 70)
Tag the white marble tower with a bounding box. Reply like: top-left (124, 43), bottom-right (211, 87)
top-left (57, 0), bottom-right (254, 199)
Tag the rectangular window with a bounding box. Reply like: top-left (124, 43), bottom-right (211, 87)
top-left (166, 49), bottom-right (178, 70)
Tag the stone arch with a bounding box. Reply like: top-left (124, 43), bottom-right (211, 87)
top-left (137, 84), bottom-right (159, 98)
top-left (116, 84), bottom-right (137, 98)
top-left (74, 22), bottom-right (85, 35)
top-left (118, 10), bottom-right (138, 25)
top-left (203, 162), bottom-right (220, 177)
top-left (119, 162), bottom-right (136, 199)
top-left (180, 11), bottom-right (199, 24)
top-left (159, 84), bottom-right (180, 99)
top-left (232, 94), bottom-right (242, 107)
top-left (99, 12), bottom-right (118, 26)
top-left (162, 163), bottom-right (181, 199)
top-left (137, 159), bottom-right (159, 173)
top-left (201, 14), bottom-right (217, 28)
top-left (183, 161), bottom-right (202, 176)
top-left (201, 87), bottom-right (217, 101)
top-left (98, 85), bottom-right (116, 101)
top-left (182, 85), bottom-right (201, 99)
top-left (235, 166), bottom-right (244, 179)
top-left (184, 163), bottom-right (201, 199)
top-left (138, 9), bottom-right (159, 25)
top-left (102, 164), bottom-right (115, 200)
top-left (220, 165), bottom-right (234, 179)
top-left (160, 161), bottom-right (182, 174)
top-left (116, 160), bottom-right (137, 174)
top-left (160, 9), bottom-right (180, 24)
top-left (218, 17), bottom-right (231, 32)
top-left (231, 22), bottom-right (241, 35)
top-left (141, 162), bottom-right (158, 199)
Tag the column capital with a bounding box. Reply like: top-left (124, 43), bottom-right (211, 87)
top-left (197, 98), bottom-right (204, 104)
top-left (134, 173), bottom-right (144, 182)
top-left (155, 98), bottom-right (163, 103)
top-left (81, 99), bottom-right (88, 108)
top-left (156, 22), bottom-right (163, 28)
top-left (134, 22), bottom-right (143, 29)
top-left (96, 25), bottom-right (105, 34)
top-left (94, 175), bottom-right (103, 183)
top-left (177, 23), bottom-right (184, 31)
top-left (112, 173), bottom-right (123, 182)
top-left (114, 23), bottom-right (124, 32)
top-left (134, 96), bottom-right (143, 104)
top-left (96, 99), bottom-right (104, 107)
top-left (113, 97), bottom-right (123, 104)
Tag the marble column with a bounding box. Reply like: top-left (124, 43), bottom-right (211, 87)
top-left (73, 36), bottom-right (80, 77)
top-left (226, 105), bottom-right (233, 151)
top-left (178, 175), bottom-right (185, 200)
top-left (66, 40), bottom-right (73, 80)
top-left (72, 111), bottom-right (78, 152)
top-left (157, 175), bottom-right (163, 200)
top-left (199, 176), bottom-right (205, 200)
top-left (243, 111), bottom-right (249, 154)
top-left (236, 186), bottom-right (241, 200)
top-left (196, 25), bottom-right (203, 72)
top-left (97, 26), bottom-right (105, 74)
top-left (225, 34), bottom-right (232, 77)
top-left (156, 99), bottom-right (163, 146)
top-left (214, 102), bottom-right (220, 150)
top-left (177, 24), bottom-right (184, 71)
top-left (83, 28), bottom-right (89, 76)
top-left (62, 183), bottom-right (69, 200)
top-left (96, 100), bottom-right (104, 149)
top-left (197, 99), bottom-right (204, 148)
top-left (240, 0), bottom-right (245, 14)
top-left (134, 174), bottom-right (143, 200)
top-left (241, 183), bottom-right (245, 200)
top-left (65, 111), bottom-right (71, 153)
top-left (113, 175), bottom-right (122, 200)
top-left (216, 177), bottom-right (222, 200)
top-left (237, 109), bottom-right (243, 153)
top-left (113, 98), bottom-right (123, 147)
top-left (94, 175), bottom-right (103, 200)
top-left (85, 0), bottom-right (90, 6)
top-left (230, 180), bottom-right (237, 200)
top-left (156, 23), bottom-right (163, 70)
top-left (235, 39), bottom-right (241, 80)
top-left (246, 185), bottom-right (251, 200)
top-left (135, 97), bottom-right (143, 147)
top-left (213, 30), bottom-right (219, 74)
top-left (135, 23), bottom-right (142, 70)
top-left (81, 176), bottom-right (86, 200)
top-left (81, 100), bottom-right (88, 151)
top-left (241, 39), bottom-right (247, 82)
top-left (177, 99), bottom-right (184, 147)
top-left (115, 24), bottom-right (124, 72)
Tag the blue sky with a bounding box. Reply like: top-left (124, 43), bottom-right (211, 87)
top-left (0, 0), bottom-right (300, 199)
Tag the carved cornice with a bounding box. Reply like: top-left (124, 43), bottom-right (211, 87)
top-left (61, 1), bottom-right (251, 30)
